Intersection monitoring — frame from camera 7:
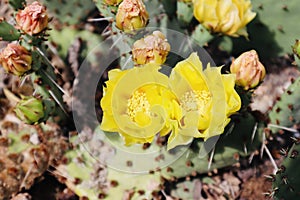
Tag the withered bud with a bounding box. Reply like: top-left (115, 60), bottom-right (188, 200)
top-left (15, 1), bottom-right (48, 35)
top-left (132, 31), bottom-right (170, 65)
top-left (116, 0), bottom-right (149, 33)
top-left (0, 43), bottom-right (32, 76)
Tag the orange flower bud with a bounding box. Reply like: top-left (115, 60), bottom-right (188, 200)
top-left (15, 1), bottom-right (48, 35)
top-left (0, 43), bottom-right (32, 76)
top-left (132, 31), bottom-right (170, 65)
top-left (116, 0), bottom-right (149, 33)
top-left (230, 50), bottom-right (266, 90)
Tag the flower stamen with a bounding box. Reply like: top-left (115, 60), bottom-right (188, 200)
top-left (127, 90), bottom-right (151, 121)
top-left (180, 90), bottom-right (211, 114)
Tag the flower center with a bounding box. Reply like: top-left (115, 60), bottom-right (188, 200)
top-left (180, 90), bottom-right (211, 113)
top-left (127, 90), bottom-right (151, 121)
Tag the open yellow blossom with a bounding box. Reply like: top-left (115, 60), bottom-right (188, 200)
top-left (193, 0), bottom-right (256, 37)
top-left (100, 64), bottom-right (180, 145)
top-left (167, 53), bottom-right (241, 149)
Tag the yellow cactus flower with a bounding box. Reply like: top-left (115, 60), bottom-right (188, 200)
top-left (167, 53), bottom-right (241, 149)
top-left (193, 0), bottom-right (256, 37)
top-left (230, 50), bottom-right (266, 90)
top-left (100, 64), bottom-right (180, 145)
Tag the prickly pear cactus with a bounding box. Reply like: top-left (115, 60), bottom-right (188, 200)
top-left (271, 139), bottom-right (300, 199)
top-left (0, 113), bottom-right (68, 200)
top-left (56, 129), bottom-right (162, 200)
top-left (269, 76), bottom-right (300, 133)
top-left (41, 0), bottom-right (95, 25)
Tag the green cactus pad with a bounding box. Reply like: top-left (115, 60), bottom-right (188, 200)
top-left (57, 131), bottom-right (162, 200)
top-left (273, 141), bottom-right (300, 199)
top-left (269, 76), bottom-right (300, 133)
top-left (8, 0), bottom-right (25, 10)
top-left (41, 0), bottom-right (95, 25)
top-left (0, 21), bottom-right (20, 41)
top-left (177, 1), bottom-right (193, 27)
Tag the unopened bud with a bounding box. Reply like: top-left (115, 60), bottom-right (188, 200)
top-left (116, 0), bottom-right (149, 33)
top-left (193, 0), bottom-right (256, 37)
top-left (15, 1), bottom-right (48, 35)
top-left (230, 50), bottom-right (266, 90)
top-left (132, 31), bottom-right (170, 65)
top-left (14, 96), bottom-right (44, 124)
top-left (0, 43), bottom-right (32, 76)
top-left (105, 0), bottom-right (123, 6)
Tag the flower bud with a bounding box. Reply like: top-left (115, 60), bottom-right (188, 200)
top-left (15, 1), bottom-right (48, 35)
top-left (116, 0), bottom-right (149, 33)
top-left (193, 0), bottom-right (256, 37)
top-left (292, 39), bottom-right (300, 59)
top-left (230, 50), bottom-right (266, 90)
top-left (105, 0), bottom-right (123, 6)
top-left (14, 96), bottom-right (44, 124)
top-left (0, 43), bottom-right (32, 76)
top-left (132, 31), bottom-right (170, 65)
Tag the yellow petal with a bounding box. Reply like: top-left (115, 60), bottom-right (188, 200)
top-left (201, 65), bottom-right (227, 139)
top-left (221, 74), bottom-right (241, 116)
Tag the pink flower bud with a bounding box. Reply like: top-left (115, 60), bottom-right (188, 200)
top-left (132, 31), bottom-right (170, 65)
top-left (230, 50), bottom-right (266, 90)
top-left (15, 1), bottom-right (48, 35)
top-left (0, 43), bottom-right (32, 76)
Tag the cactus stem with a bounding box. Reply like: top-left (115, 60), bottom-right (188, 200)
top-left (263, 145), bottom-right (278, 174)
top-left (87, 17), bottom-right (113, 22)
top-left (268, 124), bottom-right (299, 133)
